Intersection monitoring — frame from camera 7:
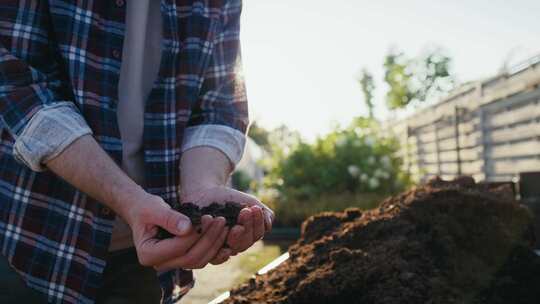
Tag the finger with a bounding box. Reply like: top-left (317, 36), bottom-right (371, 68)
top-left (239, 196), bottom-right (274, 231)
top-left (196, 225), bottom-right (230, 268)
top-left (155, 217), bottom-right (226, 271)
top-left (139, 215), bottom-right (213, 266)
top-left (230, 208), bottom-right (253, 252)
top-left (137, 215), bottom-right (214, 266)
top-left (226, 225), bottom-right (245, 248)
top-left (251, 206), bottom-right (265, 242)
top-left (146, 202), bottom-right (192, 236)
top-left (138, 230), bottom-right (201, 266)
top-left (200, 214), bottom-right (213, 232)
top-left (263, 209), bottom-right (273, 232)
top-left (210, 248), bottom-right (232, 265)
top-left (215, 188), bottom-right (266, 210)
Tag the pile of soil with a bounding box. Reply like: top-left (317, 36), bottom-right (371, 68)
top-left (225, 177), bottom-right (540, 304)
top-left (156, 202), bottom-right (243, 239)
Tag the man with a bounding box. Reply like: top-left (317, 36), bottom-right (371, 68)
top-left (0, 0), bottom-right (273, 303)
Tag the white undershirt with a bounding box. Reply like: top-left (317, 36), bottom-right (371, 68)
top-left (110, 0), bottom-right (163, 251)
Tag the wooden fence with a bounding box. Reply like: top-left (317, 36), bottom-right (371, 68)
top-left (388, 54), bottom-right (540, 182)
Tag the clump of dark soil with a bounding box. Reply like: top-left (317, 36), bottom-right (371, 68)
top-left (225, 177), bottom-right (540, 304)
top-left (156, 202), bottom-right (243, 239)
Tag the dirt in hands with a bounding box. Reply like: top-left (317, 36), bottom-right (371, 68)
top-left (224, 177), bottom-right (540, 304)
top-left (156, 202), bottom-right (244, 239)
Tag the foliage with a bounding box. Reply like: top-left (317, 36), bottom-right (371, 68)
top-left (232, 170), bottom-right (252, 192)
top-left (260, 191), bottom-right (386, 227)
top-left (248, 121), bottom-right (271, 151)
top-left (262, 117), bottom-right (411, 204)
top-left (384, 47), bottom-right (454, 110)
top-left (357, 68), bottom-right (376, 118)
top-left (267, 124), bottom-right (302, 154)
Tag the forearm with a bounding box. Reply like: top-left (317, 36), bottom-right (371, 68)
top-left (45, 134), bottom-right (145, 222)
top-left (180, 146), bottom-right (233, 197)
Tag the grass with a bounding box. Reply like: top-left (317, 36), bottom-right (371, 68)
top-left (267, 192), bottom-right (388, 227)
top-left (234, 244), bottom-right (283, 285)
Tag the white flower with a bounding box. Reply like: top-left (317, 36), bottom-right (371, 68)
top-left (367, 156), bottom-right (376, 165)
top-left (373, 168), bottom-right (390, 179)
top-left (354, 127), bottom-right (363, 136)
top-left (364, 136), bottom-right (375, 147)
top-left (347, 165), bottom-right (360, 177)
top-left (368, 177), bottom-right (380, 189)
top-left (381, 155), bottom-right (392, 168)
top-left (360, 173), bottom-right (369, 182)
top-left (353, 139), bottom-right (362, 147)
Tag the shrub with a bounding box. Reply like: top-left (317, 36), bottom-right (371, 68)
top-left (256, 117), bottom-right (411, 227)
top-left (264, 117), bottom-right (410, 202)
top-left (259, 191), bottom-right (387, 228)
top-left (232, 170), bottom-right (252, 192)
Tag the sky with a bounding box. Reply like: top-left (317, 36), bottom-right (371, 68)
top-left (239, 0), bottom-right (540, 140)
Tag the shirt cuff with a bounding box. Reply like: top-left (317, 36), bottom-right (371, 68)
top-left (13, 102), bottom-right (93, 172)
top-left (181, 125), bottom-right (246, 167)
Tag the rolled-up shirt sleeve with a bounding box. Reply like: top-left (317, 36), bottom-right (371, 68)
top-left (13, 102), bottom-right (93, 172)
top-left (181, 124), bottom-right (246, 167)
top-left (183, 0), bottom-right (248, 169)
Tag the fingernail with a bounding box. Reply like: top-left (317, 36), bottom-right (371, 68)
top-left (265, 213), bottom-right (272, 229)
top-left (177, 218), bottom-right (191, 234)
top-left (217, 216), bottom-right (226, 226)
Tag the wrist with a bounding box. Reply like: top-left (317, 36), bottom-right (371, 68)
top-left (180, 146), bottom-right (232, 200)
top-left (110, 182), bottom-right (148, 225)
top-left (181, 179), bottom-right (224, 203)
top-left (182, 174), bottom-right (225, 192)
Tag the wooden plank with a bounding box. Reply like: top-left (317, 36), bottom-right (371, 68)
top-left (490, 158), bottom-right (540, 175)
top-left (439, 150), bottom-right (458, 162)
top-left (487, 140), bottom-right (540, 159)
top-left (486, 121), bottom-right (540, 143)
top-left (486, 100), bottom-right (540, 128)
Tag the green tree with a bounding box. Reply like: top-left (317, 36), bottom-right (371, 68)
top-left (358, 68), bottom-right (376, 118)
top-left (384, 48), bottom-right (454, 110)
top-left (384, 51), bottom-right (413, 110)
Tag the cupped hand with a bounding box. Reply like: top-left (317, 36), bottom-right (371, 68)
top-left (181, 186), bottom-right (274, 263)
top-left (124, 192), bottom-right (230, 271)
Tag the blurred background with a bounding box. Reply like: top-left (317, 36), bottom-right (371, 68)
top-left (184, 1), bottom-right (540, 302)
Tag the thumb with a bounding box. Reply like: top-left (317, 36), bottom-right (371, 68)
top-left (152, 203), bottom-right (192, 236)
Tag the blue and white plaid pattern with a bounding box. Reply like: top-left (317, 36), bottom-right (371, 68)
top-left (0, 1), bottom-right (248, 303)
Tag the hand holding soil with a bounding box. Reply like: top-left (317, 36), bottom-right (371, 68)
top-left (154, 186), bottom-right (274, 267)
top-left (123, 192), bottom-right (229, 272)
top-left (156, 202), bottom-right (245, 239)
top-left (180, 185), bottom-right (274, 256)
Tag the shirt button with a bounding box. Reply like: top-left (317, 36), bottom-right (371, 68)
top-left (112, 49), bottom-right (121, 59)
top-left (115, 0), bottom-right (125, 7)
top-left (101, 207), bottom-right (111, 216)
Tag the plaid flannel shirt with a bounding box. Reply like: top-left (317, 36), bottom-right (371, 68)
top-left (0, 0), bottom-right (249, 303)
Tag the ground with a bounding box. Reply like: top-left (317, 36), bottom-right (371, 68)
top-left (182, 241), bottom-right (283, 304)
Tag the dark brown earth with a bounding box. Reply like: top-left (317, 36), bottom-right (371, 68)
top-left (224, 177), bottom-right (540, 304)
top-left (156, 202), bottom-right (244, 239)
